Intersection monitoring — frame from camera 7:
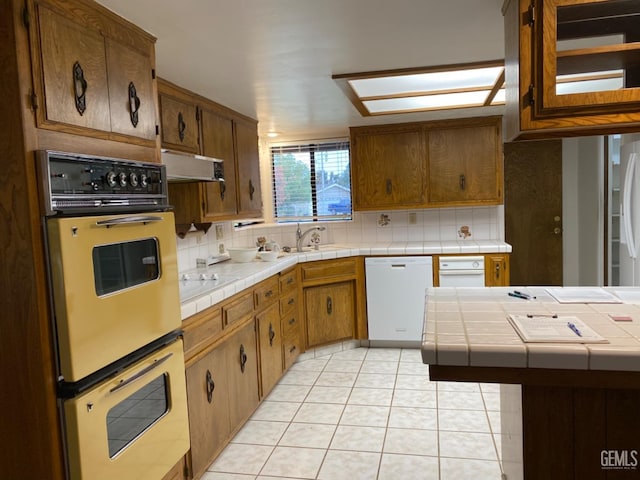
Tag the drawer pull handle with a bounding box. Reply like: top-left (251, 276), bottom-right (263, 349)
top-left (265, 290), bottom-right (273, 298)
top-left (289, 345), bottom-right (297, 353)
top-left (287, 277), bottom-right (294, 285)
top-left (205, 369), bottom-right (215, 404)
top-left (386, 178), bottom-right (392, 195)
top-left (73, 61), bottom-right (87, 116)
top-left (249, 179), bottom-right (255, 200)
top-left (459, 174), bottom-right (466, 191)
top-left (495, 263), bottom-right (500, 279)
top-left (269, 323), bottom-right (276, 346)
top-left (220, 180), bottom-right (226, 201)
top-left (239, 344), bottom-right (247, 373)
top-left (327, 296), bottom-right (333, 315)
top-left (288, 318), bottom-right (296, 325)
top-left (288, 298), bottom-right (295, 306)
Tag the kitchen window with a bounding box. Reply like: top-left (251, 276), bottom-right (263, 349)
top-left (271, 141), bottom-right (351, 222)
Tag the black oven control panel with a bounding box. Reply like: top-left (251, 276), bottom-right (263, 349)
top-left (37, 151), bottom-right (169, 216)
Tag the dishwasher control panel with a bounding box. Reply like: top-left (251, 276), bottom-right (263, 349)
top-left (439, 256), bottom-right (484, 271)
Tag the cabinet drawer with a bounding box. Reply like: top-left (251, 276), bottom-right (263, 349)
top-left (182, 307), bottom-right (222, 360)
top-left (300, 258), bottom-right (356, 282)
top-left (282, 335), bottom-right (301, 370)
top-left (279, 269), bottom-right (298, 294)
top-left (282, 313), bottom-right (300, 338)
top-left (222, 291), bottom-right (254, 328)
top-left (254, 277), bottom-right (279, 311)
top-left (280, 291), bottom-right (298, 317)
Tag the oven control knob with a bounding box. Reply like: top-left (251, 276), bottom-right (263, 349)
top-left (181, 273), bottom-right (191, 281)
top-left (118, 172), bottom-right (127, 187)
top-left (106, 171), bottom-right (117, 188)
top-left (140, 173), bottom-right (149, 188)
top-left (472, 261), bottom-right (480, 268)
top-left (212, 273), bottom-right (219, 280)
top-left (199, 273), bottom-right (208, 280)
top-left (129, 172), bottom-right (139, 187)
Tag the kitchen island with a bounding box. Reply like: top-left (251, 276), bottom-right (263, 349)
top-left (422, 287), bottom-right (640, 480)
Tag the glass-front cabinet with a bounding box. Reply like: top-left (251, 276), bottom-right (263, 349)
top-left (503, 0), bottom-right (640, 140)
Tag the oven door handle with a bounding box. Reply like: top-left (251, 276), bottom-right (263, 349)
top-left (96, 215), bottom-right (164, 227)
top-left (109, 353), bottom-right (173, 394)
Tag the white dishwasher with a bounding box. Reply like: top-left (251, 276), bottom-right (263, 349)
top-left (438, 256), bottom-right (485, 287)
top-left (365, 256), bottom-right (433, 346)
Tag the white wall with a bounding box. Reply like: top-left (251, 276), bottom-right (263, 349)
top-left (562, 136), bottom-right (605, 286)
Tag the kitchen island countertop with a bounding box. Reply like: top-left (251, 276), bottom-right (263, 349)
top-left (179, 240), bottom-right (511, 320)
top-left (421, 286), bottom-right (640, 372)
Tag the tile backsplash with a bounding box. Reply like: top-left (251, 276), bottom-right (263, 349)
top-left (176, 206), bottom-right (504, 273)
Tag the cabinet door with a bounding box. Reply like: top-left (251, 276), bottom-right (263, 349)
top-left (305, 281), bottom-right (355, 347)
top-left (256, 303), bottom-right (283, 398)
top-left (235, 119), bottom-right (262, 217)
top-left (185, 344), bottom-right (230, 480)
top-left (351, 127), bottom-right (426, 210)
top-left (225, 321), bottom-right (259, 428)
top-left (428, 121), bottom-right (503, 206)
top-left (159, 94), bottom-right (199, 153)
top-left (535, 0), bottom-right (640, 117)
top-left (201, 108), bottom-right (238, 218)
top-left (105, 39), bottom-right (156, 141)
top-left (485, 254), bottom-right (510, 287)
top-left (36, 5), bottom-right (111, 132)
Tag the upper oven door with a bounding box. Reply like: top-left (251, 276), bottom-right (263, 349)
top-left (47, 211), bottom-right (180, 382)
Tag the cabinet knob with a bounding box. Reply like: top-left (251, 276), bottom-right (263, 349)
top-left (249, 179), bottom-right (256, 200)
top-left (326, 296), bottom-right (333, 315)
top-left (386, 179), bottom-right (392, 195)
top-left (495, 262), bottom-right (500, 279)
top-left (459, 174), bottom-right (466, 191)
top-left (220, 180), bottom-right (226, 201)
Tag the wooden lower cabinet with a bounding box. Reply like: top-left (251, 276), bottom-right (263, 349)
top-left (225, 321), bottom-right (260, 429)
top-left (185, 341), bottom-right (230, 480)
top-left (257, 303), bottom-right (283, 398)
top-left (485, 254), bottom-right (510, 287)
top-left (305, 281), bottom-right (356, 347)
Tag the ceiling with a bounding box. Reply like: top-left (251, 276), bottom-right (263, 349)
top-left (97, 0), bottom-right (506, 143)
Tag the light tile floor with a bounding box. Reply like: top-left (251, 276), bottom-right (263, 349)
top-left (202, 347), bottom-right (504, 480)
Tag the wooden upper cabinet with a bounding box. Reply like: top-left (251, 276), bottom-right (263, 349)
top-left (201, 108), bottom-right (238, 218)
top-left (105, 39), bottom-right (156, 141)
top-left (503, 0), bottom-right (640, 140)
top-left (36, 5), bottom-right (111, 132)
top-left (30, 0), bottom-right (158, 146)
top-left (427, 117), bottom-right (503, 206)
top-left (235, 118), bottom-right (262, 217)
top-left (351, 117), bottom-right (503, 210)
top-left (159, 94), bottom-right (199, 153)
top-left (350, 124), bottom-right (427, 210)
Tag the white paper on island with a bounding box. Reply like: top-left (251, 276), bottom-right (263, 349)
top-left (507, 314), bottom-right (609, 343)
top-left (545, 288), bottom-right (622, 304)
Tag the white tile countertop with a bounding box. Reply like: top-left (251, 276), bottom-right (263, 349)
top-left (421, 286), bottom-right (640, 372)
top-left (178, 240), bottom-right (511, 320)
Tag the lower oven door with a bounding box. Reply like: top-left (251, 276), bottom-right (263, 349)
top-left (63, 339), bottom-right (189, 480)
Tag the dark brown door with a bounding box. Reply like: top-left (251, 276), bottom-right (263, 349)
top-left (505, 140), bottom-right (563, 285)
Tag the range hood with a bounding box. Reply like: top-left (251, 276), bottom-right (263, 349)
top-left (161, 149), bottom-right (224, 182)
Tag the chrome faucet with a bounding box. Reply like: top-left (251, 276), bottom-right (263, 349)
top-left (296, 224), bottom-right (326, 252)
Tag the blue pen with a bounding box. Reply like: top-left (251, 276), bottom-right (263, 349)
top-left (567, 322), bottom-right (582, 337)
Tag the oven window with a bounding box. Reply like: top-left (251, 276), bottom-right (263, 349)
top-left (92, 238), bottom-right (160, 296)
top-left (106, 374), bottom-right (168, 458)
